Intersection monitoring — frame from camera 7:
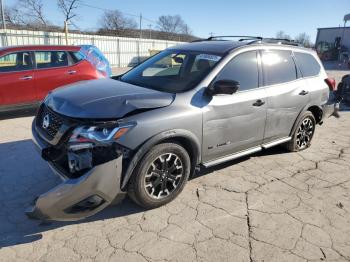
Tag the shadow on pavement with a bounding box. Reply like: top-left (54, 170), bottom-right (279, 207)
top-left (0, 108), bottom-right (37, 120)
top-left (0, 139), bottom-right (144, 249)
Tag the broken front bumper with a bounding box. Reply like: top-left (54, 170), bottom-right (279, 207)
top-left (27, 123), bottom-right (126, 221)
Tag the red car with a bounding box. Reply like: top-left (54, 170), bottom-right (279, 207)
top-left (0, 45), bottom-right (111, 113)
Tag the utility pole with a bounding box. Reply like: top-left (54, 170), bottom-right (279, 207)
top-left (0, 0), bottom-right (7, 46)
top-left (138, 13), bottom-right (142, 64)
top-left (139, 13), bottom-right (142, 39)
top-left (148, 24), bottom-right (152, 39)
top-left (64, 20), bottom-right (69, 45)
top-left (0, 0), bottom-right (6, 30)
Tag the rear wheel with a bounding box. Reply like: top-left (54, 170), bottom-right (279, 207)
top-left (285, 111), bottom-right (316, 152)
top-left (128, 143), bottom-right (191, 208)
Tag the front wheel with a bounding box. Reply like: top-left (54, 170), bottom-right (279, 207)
top-left (285, 111), bottom-right (316, 152)
top-left (128, 143), bottom-right (191, 209)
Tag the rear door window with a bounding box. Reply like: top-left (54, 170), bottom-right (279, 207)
top-left (35, 51), bottom-right (68, 69)
top-left (215, 51), bottom-right (259, 92)
top-left (0, 52), bottom-right (33, 72)
top-left (294, 52), bottom-right (321, 77)
top-left (261, 50), bottom-right (298, 86)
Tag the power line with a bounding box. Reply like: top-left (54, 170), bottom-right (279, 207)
top-left (79, 2), bottom-right (158, 25)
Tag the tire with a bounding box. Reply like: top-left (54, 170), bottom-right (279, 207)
top-left (285, 111), bottom-right (316, 152)
top-left (128, 143), bottom-right (191, 209)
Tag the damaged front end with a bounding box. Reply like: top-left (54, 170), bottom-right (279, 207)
top-left (27, 105), bottom-right (134, 221)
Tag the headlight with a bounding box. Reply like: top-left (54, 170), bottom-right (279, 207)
top-left (69, 122), bottom-right (135, 144)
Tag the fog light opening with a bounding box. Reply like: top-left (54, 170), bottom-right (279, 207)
top-left (65, 195), bottom-right (106, 214)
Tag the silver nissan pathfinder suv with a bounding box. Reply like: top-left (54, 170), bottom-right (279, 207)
top-left (28, 36), bottom-right (336, 221)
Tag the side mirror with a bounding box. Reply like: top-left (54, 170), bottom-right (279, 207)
top-left (207, 80), bottom-right (240, 95)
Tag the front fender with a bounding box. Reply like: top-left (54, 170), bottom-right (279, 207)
top-left (121, 129), bottom-right (201, 189)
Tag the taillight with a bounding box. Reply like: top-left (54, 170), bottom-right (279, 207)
top-left (325, 78), bottom-right (336, 91)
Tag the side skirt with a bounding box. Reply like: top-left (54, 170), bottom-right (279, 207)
top-left (203, 147), bottom-right (261, 168)
top-left (202, 136), bottom-right (291, 168)
top-left (261, 137), bottom-right (291, 149)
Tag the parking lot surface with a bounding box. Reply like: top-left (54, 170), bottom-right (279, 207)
top-left (0, 109), bottom-right (349, 262)
top-left (1, 67), bottom-right (350, 261)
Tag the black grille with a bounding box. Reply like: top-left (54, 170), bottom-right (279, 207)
top-left (37, 105), bottom-right (64, 140)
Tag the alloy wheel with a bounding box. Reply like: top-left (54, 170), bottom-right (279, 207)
top-left (144, 153), bottom-right (184, 199)
top-left (296, 117), bottom-right (314, 150)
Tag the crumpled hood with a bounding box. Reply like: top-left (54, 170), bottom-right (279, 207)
top-left (45, 79), bottom-right (175, 119)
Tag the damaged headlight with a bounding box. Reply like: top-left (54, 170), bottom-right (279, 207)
top-left (67, 122), bottom-right (134, 174)
top-left (69, 122), bottom-right (135, 144)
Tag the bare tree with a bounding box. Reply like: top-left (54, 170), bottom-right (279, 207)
top-left (57, 0), bottom-right (80, 44)
top-left (57, 0), bottom-right (80, 24)
top-left (4, 5), bottom-right (25, 25)
top-left (4, 0), bottom-right (49, 28)
top-left (100, 10), bottom-right (137, 31)
top-left (181, 24), bottom-right (192, 36)
top-left (19, 0), bottom-right (48, 26)
top-left (295, 32), bottom-right (312, 47)
top-left (157, 15), bottom-right (191, 35)
top-left (276, 30), bottom-right (291, 40)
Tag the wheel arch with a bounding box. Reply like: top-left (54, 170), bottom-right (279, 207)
top-left (307, 105), bottom-right (323, 124)
top-left (121, 129), bottom-right (201, 190)
top-left (289, 104), bottom-right (321, 137)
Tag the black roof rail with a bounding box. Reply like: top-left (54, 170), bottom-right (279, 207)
top-left (207, 35), bottom-right (263, 41)
top-left (192, 35), bottom-right (263, 43)
top-left (258, 38), bottom-right (301, 46)
top-left (191, 36), bottom-right (302, 47)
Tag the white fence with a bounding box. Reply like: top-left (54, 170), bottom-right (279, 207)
top-left (0, 29), bottom-right (184, 67)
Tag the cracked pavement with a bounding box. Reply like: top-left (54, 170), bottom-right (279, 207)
top-left (1, 110), bottom-right (350, 261)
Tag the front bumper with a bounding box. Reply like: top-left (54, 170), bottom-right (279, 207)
top-left (27, 121), bottom-right (126, 221)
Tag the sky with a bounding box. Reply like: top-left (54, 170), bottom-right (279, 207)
top-left (4, 0), bottom-right (349, 42)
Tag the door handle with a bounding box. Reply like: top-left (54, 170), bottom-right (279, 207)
top-left (299, 90), bottom-right (309, 96)
top-left (253, 99), bottom-right (265, 107)
top-left (67, 70), bottom-right (77, 75)
top-left (19, 76), bottom-right (33, 80)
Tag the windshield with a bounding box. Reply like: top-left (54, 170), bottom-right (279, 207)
top-left (120, 50), bottom-right (222, 93)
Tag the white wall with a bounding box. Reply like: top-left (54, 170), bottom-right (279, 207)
top-left (0, 29), bottom-right (184, 67)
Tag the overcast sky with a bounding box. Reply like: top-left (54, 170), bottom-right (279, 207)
top-left (4, 0), bottom-right (349, 41)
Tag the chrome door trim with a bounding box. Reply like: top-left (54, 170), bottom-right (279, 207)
top-left (262, 137), bottom-right (291, 149)
top-left (203, 146), bottom-right (262, 168)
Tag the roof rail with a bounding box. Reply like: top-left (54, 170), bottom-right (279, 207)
top-left (257, 38), bottom-right (301, 46)
top-left (192, 35), bottom-right (263, 42)
top-left (207, 35), bottom-right (263, 41)
top-left (191, 36), bottom-right (302, 46)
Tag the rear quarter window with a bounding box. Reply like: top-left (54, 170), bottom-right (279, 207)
top-left (294, 52), bottom-right (321, 77)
